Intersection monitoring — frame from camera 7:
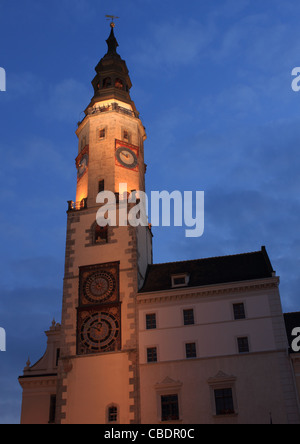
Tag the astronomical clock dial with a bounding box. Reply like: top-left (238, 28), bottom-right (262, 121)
top-left (78, 309), bottom-right (120, 355)
top-left (83, 271), bottom-right (116, 304)
top-left (77, 263), bottom-right (120, 355)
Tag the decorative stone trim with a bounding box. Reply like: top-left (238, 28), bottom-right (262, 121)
top-left (18, 375), bottom-right (57, 389)
top-left (137, 278), bottom-right (280, 305)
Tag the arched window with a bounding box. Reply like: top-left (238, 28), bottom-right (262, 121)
top-left (115, 78), bottom-right (124, 89)
top-left (103, 77), bottom-right (112, 88)
top-left (94, 224), bottom-right (108, 244)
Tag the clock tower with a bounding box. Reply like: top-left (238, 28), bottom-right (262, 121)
top-left (56, 23), bottom-right (153, 424)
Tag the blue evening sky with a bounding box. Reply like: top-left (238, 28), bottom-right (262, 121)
top-left (1, 0), bottom-right (300, 424)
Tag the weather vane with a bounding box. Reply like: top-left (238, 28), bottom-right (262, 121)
top-left (106, 15), bottom-right (120, 28)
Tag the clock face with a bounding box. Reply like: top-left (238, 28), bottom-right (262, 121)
top-left (77, 153), bottom-right (89, 179)
top-left (77, 263), bottom-right (120, 355)
top-left (115, 147), bottom-right (138, 169)
top-left (79, 311), bottom-right (120, 353)
top-left (83, 271), bottom-right (116, 304)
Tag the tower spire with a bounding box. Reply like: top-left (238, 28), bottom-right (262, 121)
top-left (106, 26), bottom-right (119, 55)
top-left (86, 16), bottom-right (138, 116)
top-left (105, 15), bottom-right (120, 55)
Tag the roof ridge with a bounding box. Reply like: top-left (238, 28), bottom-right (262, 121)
top-left (150, 249), bottom-right (262, 267)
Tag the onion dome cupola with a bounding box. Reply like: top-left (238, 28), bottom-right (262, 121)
top-left (86, 22), bottom-right (138, 116)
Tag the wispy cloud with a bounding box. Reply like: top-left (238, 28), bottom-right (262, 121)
top-left (130, 18), bottom-right (216, 71)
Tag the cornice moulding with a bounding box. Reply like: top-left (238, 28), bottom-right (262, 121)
top-left (137, 277), bottom-right (280, 304)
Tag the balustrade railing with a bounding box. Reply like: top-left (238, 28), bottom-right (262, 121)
top-left (78, 102), bottom-right (139, 126)
top-left (67, 198), bottom-right (87, 212)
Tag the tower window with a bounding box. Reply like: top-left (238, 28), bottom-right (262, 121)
top-left (103, 77), bottom-right (112, 88)
top-left (115, 78), bottom-right (124, 89)
top-left (122, 129), bottom-right (131, 143)
top-left (55, 348), bottom-right (60, 367)
top-left (108, 406), bottom-right (118, 423)
top-left (99, 128), bottom-right (106, 140)
top-left (98, 180), bottom-right (105, 193)
top-left (48, 395), bottom-right (56, 424)
top-left (94, 224), bottom-right (108, 244)
top-left (81, 136), bottom-right (87, 149)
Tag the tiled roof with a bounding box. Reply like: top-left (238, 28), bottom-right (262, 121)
top-left (139, 246), bottom-right (274, 293)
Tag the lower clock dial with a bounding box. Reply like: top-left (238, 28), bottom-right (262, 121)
top-left (79, 311), bottom-right (120, 354)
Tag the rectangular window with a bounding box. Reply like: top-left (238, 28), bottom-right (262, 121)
top-left (214, 388), bottom-right (234, 416)
top-left (172, 274), bottom-right (189, 288)
top-left (108, 406), bottom-right (118, 423)
top-left (55, 348), bottom-right (60, 367)
top-left (98, 180), bottom-right (105, 193)
top-left (173, 277), bottom-right (185, 286)
top-left (99, 128), bottom-right (106, 139)
top-left (233, 303), bottom-right (246, 320)
top-left (183, 309), bottom-right (194, 326)
top-left (161, 395), bottom-right (179, 422)
top-left (237, 337), bottom-right (249, 353)
top-left (49, 395), bottom-right (56, 424)
top-left (185, 342), bottom-right (197, 359)
top-left (146, 313), bottom-right (157, 330)
top-left (147, 347), bottom-right (158, 363)
top-left (81, 136), bottom-right (86, 149)
top-left (122, 129), bottom-right (131, 143)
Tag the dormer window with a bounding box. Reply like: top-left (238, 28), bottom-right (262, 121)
top-left (171, 274), bottom-right (190, 288)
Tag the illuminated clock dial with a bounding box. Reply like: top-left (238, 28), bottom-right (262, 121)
top-left (116, 147), bottom-right (138, 169)
top-left (77, 153), bottom-right (89, 179)
top-left (83, 271), bottom-right (116, 304)
top-left (79, 312), bottom-right (120, 353)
